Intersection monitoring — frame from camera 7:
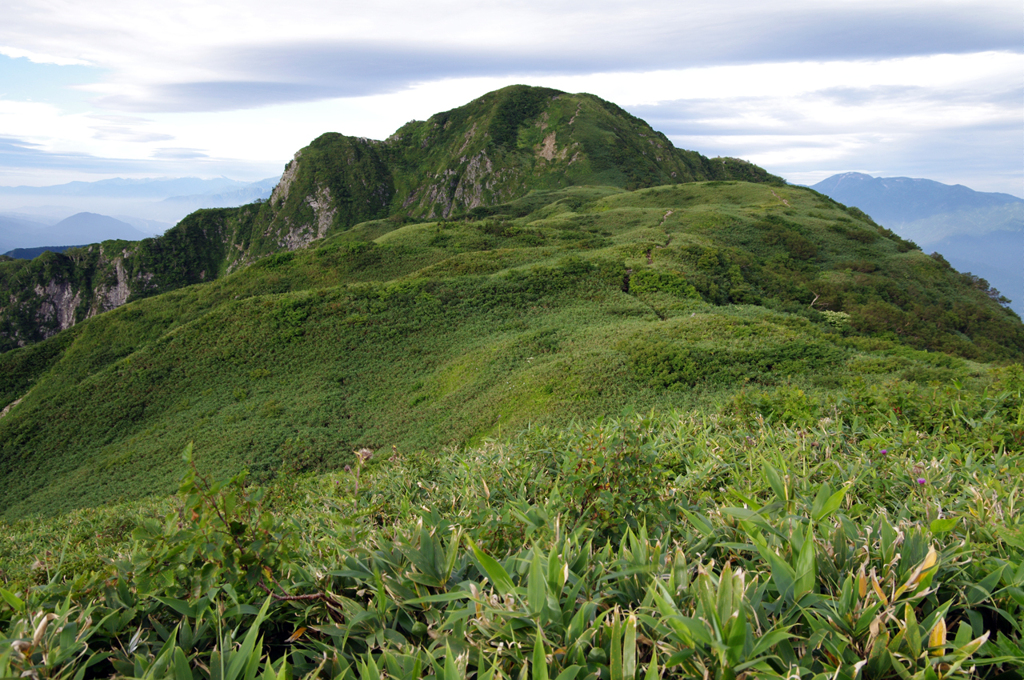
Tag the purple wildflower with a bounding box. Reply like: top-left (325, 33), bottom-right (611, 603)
top-left (916, 477), bottom-right (927, 485)
top-left (880, 449), bottom-right (888, 455)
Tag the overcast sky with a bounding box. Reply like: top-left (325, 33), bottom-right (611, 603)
top-left (1, 0), bottom-right (1021, 195)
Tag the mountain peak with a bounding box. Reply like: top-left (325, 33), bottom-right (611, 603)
top-left (812, 172), bottom-right (1024, 226)
top-left (263, 87), bottom-right (783, 234)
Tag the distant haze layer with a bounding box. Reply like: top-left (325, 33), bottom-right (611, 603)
top-left (0, 176), bottom-right (277, 245)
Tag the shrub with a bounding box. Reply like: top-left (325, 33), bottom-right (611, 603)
top-left (629, 268), bottom-right (700, 298)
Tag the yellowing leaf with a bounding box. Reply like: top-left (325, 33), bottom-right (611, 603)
top-left (870, 570), bottom-right (888, 606)
top-left (929, 618), bottom-right (946, 656)
top-left (913, 546), bottom-right (938, 584)
top-left (956, 630), bottom-right (990, 657)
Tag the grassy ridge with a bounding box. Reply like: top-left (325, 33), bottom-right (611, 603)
top-left (0, 182), bottom-right (1020, 519)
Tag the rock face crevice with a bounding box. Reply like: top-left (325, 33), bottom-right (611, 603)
top-left (308, 185), bottom-right (337, 240)
top-left (416, 151), bottom-right (504, 219)
top-left (90, 258), bottom-right (131, 315)
top-left (32, 281), bottom-right (81, 336)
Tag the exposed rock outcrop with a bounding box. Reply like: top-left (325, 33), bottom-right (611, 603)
top-left (271, 151), bottom-right (302, 205)
top-left (0, 398), bottom-right (22, 419)
top-left (33, 281), bottom-right (81, 336)
top-left (90, 258), bottom-right (131, 315)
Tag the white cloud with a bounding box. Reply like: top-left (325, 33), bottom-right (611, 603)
top-left (0, 1), bottom-right (1020, 194)
top-left (0, 45), bottom-right (91, 66)
top-left (4, 1), bottom-right (1022, 111)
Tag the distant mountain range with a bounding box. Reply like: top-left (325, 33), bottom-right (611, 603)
top-left (0, 177), bottom-right (257, 199)
top-left (0, 176), bottom-right (277, 229)
top-left (157, 177), bottom-right (279, 214)
top-left (810, 172), bottom-right (1023, 316)
top-left (0, 212), bottom-right (153, 254)
top-left (811, 173), bottom-right (1023, 230)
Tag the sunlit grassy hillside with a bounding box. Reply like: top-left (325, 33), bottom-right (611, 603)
top-left (1, 181), bottom-right (1020, 520)
top-left (1, 84), bottom-right (1023, 680)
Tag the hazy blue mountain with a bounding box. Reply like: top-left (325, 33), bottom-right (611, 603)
top-left (0, 212), bottom-right (152, 252)
top-left (811, 172), bottom-right (1023, 316)
top-left (0, 177), bottom-right (279, 227)
top-left (48, 212), bottom-right (152, 242)
top-left (810, 173), bottom-right (1023, 228)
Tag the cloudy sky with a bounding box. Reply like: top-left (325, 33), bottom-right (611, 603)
top-left (1, 0), bottom-right (1021, 195)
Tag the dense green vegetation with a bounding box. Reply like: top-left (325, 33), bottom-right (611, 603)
top-left (0, 86), bottom-right (782, 353)
top-left (2, 374), bottom-right (1022, 678)
top-left (1, 181), bottom-right (1021, 519)
top-left (0, 86), bottom-right (1022, 679)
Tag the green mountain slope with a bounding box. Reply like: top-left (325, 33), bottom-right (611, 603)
top-left (0, 86), bottom-right (780, 352)
top-left (1, 178), bottom-right (1021, 518)
top-left (1, 90), bottom-right (1021, 679)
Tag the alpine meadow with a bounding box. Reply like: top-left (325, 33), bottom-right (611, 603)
top-left (1, 86), bottom-right (1022, 680)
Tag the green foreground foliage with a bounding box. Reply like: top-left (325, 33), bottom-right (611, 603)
top-left (2, 371), bottom-right (1023, 679)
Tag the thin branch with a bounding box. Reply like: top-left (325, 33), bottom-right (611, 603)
top-left (257, 578), bottom-right (326, 602)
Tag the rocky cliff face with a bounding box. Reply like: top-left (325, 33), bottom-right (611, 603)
top-left (31, 281), bottom-right (80, 335)
top-left (0, 85), bottom-right (783, 353)
top-left (0, 243), bottom-right (159, 349)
